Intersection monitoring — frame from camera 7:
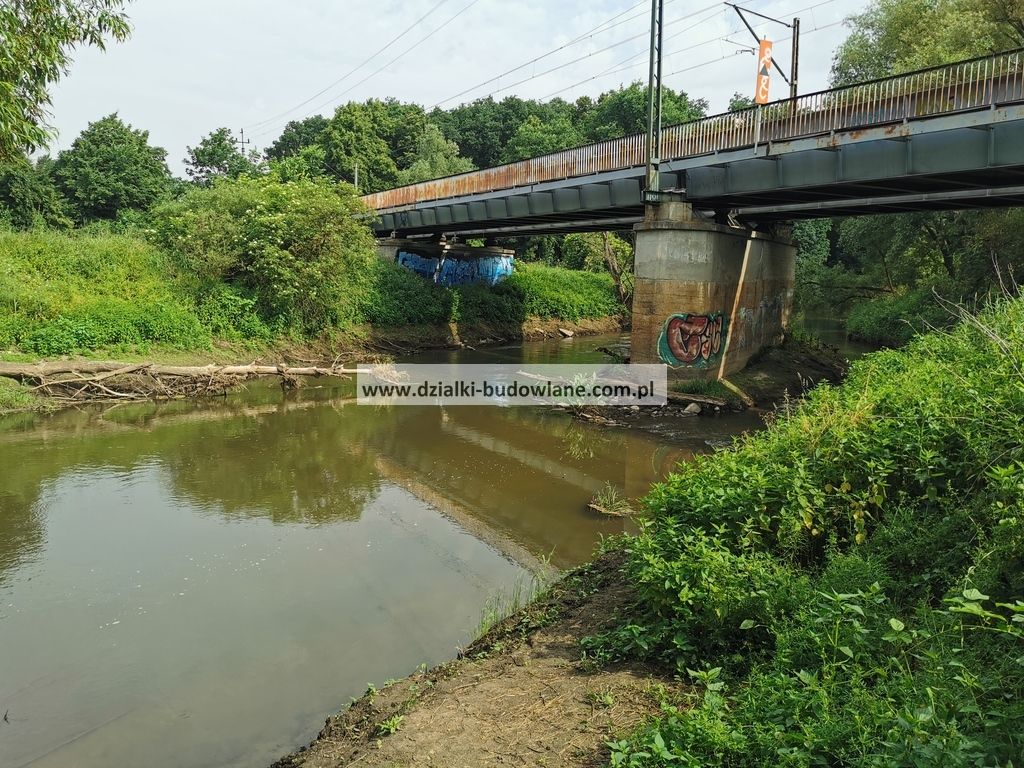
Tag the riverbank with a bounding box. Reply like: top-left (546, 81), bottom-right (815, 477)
top-left (272, 297), bottom-right (1024, 767)
top-left (271, 549), bottom-right (681, 768)
top-left (0, 314), bottom-right (626, 415)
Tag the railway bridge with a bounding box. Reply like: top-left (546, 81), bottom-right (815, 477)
top-left (363, 50), bottom-right (1024, 376)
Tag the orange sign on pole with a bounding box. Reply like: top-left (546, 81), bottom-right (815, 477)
top-left (755, 38), bottom-right (773, 104)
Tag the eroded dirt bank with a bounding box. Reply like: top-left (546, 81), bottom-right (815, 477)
top-left (271, 551), bottom-right (682, 768)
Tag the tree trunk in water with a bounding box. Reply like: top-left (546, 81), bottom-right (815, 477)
top-left (0, 361), bottom-right (370, 403)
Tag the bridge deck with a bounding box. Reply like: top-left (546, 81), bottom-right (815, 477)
top-left (363, 49), bottom-right (1024, 235)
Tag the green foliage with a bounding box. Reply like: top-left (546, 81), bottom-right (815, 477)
top-left (561, 232), bottom-right (631, 273)
top-left (376, 714), bottom-right (404, 736)
top-left (600, 298), bottom-right (1024, 765)
top-left (265, 115), bottom-right (330, 161)
top-left (185, 127), bottom-right (263, 185)
top-left (53, 114), bottom-right (171, 221)
top-left (583, 83), bottom-right (707, 141)
top-left (322, 99), bottom-right (430, 191)
top-left (395, 123), bottom-right (474, 185)
top-left (0, 229), bottom-right (208, 355)
top-left (356, 260), bottom-right (619, 328)
top-left (150, 175), bottom-right (377, 334)
top-left (0, 0), bottom-right (130, 162)
top-left (831, 0), bottom-right (1022, 85)
top-left (791, 219), bottom-right (832, 312)
top-left (503, 114), bottom-right (582, 163)
top-left (0, 157), bottom-right (71, 229)
top-left (846, 288), bottom-right (954, 345)
top-left (803, 2), bottom-right (1024, 339)
top-left (504, 263), bottom-right (621, 321)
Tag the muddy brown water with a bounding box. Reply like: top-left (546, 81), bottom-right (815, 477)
top-left (0, 333), bottom-right (765, 768)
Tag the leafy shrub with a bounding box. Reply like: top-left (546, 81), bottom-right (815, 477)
top-left (505, 263), bottom-right (621, 321)
top-left (196, 284), bottom-right (273, 342)
top-left (846, 288), bottom-right (954, 346)
top-left (600, 297), bottom-right (1024, 766)
top-left (356, 259), bottom-right (454, 326)
top-left (355, 260), bottom-right (619, 328)
top-left (150, 175), bottom-right (377, 334)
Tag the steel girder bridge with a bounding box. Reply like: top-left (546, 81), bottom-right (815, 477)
top-left (362, 49), bottom-right (1024, 237)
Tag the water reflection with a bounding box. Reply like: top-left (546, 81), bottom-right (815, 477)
top-left (0, 333), bottom-right (763, 768)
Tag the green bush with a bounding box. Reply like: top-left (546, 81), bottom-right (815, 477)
top-left (846, 288), bottom-right (954, 346)
top-left (356, 258), bottom-right (454, 326)
top-left (505, 263), bottom-right (621, 321)
top-left (355, 259), bottom-right (620, 328)
top-left (602, 297), bottom-right (1024, 766)
top-left (149, 175), bottom-right (377, 334)
top-left (195, 284), bottom-right (273, 342)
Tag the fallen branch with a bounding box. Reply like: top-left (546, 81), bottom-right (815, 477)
top-left (0, 360), bottom-right (371, 404)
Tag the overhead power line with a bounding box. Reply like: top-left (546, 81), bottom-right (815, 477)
top-left (245, 0), bottom-right (453, 132)
top-left (463, 2), bottom-right (723, 102)
top-left (429, 0), bottom-right (677, 108)
top-left (251, 0), bottom-right (483, 140)
top-left (540, 0), bottom-right (839, 100)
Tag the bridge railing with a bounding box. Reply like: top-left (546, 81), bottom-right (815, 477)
top-left (363, 48), bottom-right (1024, 212)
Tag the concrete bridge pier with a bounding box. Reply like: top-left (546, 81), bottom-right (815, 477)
top-left (630, 202), bottom-right (796, 379)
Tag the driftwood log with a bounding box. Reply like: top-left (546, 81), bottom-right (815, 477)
top-left (0, 361), bottom-right (369, 403)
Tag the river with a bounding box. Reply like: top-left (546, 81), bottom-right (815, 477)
top-left (0, 333), bottom-right (767, 768)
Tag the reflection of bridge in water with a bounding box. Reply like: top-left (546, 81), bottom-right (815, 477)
top-left (0, 390), bottom-right (722, 578)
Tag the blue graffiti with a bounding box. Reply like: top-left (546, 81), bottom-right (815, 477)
top-left (396, 251), bottom-right (440, 280)
top-left (396, 250), bottom-right (513, 288)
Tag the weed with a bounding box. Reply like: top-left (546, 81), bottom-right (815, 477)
top-left (376, 714), bottom-right (404, 737)
top-left (589, 482), bottom-right (634, 517)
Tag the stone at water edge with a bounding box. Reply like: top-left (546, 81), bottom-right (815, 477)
top-left (683, 403), bottom-right (702, 415)
top-left (557, 328), bottom-right (574, 338)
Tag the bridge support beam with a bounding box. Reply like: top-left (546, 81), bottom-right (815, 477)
top-left (631, 202), bottom-right (795, 379)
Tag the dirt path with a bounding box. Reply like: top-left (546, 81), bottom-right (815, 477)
top-left (271, 553), bottom-right (681, 768)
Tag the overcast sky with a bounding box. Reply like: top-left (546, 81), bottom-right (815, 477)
top-left (46, 0), bottom-right (869, 175)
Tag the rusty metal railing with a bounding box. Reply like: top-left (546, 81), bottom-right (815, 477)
top-left (363, 48), bottom-right (1024, 212)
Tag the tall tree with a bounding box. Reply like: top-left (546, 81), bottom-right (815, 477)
top-left (53, 114), bottom-right (171, 221)
top-left (396, 123), bottom-right (474, 185)
top-left (0, 157), bottom-right (71, 229)
top-left (185, 127), bottom-right (262, 185)
top-left (265, 116), bottom-right (329, 160)
top-left (0, 0), bottom-right (130, 162)
top-left (322, 104), bottom-right (398, 192)
top-left (583, 83), bottom-right (707, 142)
top-left (503, 115), bottom-right (583, 163)
top-left (830, 0), bottom-right (1022, 85)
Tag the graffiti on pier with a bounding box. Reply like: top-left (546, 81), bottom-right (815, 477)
top-left (732, 294), bottom-right (784, 353)
top-left (658, 313), bottom-right (727, 368)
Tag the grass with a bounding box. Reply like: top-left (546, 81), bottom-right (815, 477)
top-left (0, 229), bottom-right (625, 363)
top-left (589, 482), bottom-right (635, 517)
top-left (668, 378), bottom-right (734, 401)
top-left (0, 378), bottom-right (35, 411)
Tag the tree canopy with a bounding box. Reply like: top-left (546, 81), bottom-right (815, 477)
top-left (831, 0), bottom-right (1024, 85)
top-left (53, 114), bottom-right (171, 221)
top-left (0, 0), bottom-right (130, 162)
top-left (396, 123), bottom-right (474, 185)
top-left (185, 127), bottom-right (262, 185)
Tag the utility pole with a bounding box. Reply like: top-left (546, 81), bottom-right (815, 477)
top-left (645, 0), bottom-right (664, 199)
top-left (727, 3), bottom-right (800, 100)
top-left (790, 16), bottom-right (799, 100)
top-left (235, 128), bottom-right (251, 156)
